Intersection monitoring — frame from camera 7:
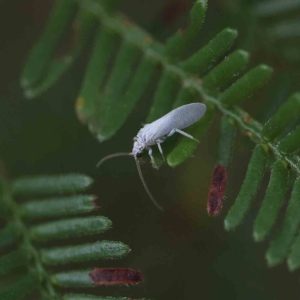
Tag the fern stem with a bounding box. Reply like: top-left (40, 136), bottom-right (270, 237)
top-left (0, 180), bottom-right (60, 300)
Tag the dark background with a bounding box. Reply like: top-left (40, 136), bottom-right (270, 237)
top-left (0, 0), bottom-right (300, 299)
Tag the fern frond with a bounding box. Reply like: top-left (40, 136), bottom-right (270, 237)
top-left (20, 0), bottom-right (300, 277)
top-left (0, 174), bottom-right (145, 300)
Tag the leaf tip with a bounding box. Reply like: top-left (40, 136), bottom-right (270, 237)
top-left (287, 258), bottom-right (298, 272)
top-left (237, 49), bottom-right (249, 60)
top-left (265, 252), bottom-right (280, 268)
top-left (259, 64), bottom-right (273, 76)
top-left (224, 219), bottom-right (233, 231)
top-left (223, 27), bottom-right (238, 38)
top-left (20, 78), bottom-right (30, 88)
top-left (253, 230), bottom-right (263, 242)
top-left (24, 89), bottom-right (35, 99)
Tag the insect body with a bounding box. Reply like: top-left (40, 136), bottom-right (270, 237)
top-left (132, 103), bottom-right (206, 167)
top-left (97, 103), bottom-right (207, 210)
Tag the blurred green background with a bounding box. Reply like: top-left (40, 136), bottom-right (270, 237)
top-left (0, 0), bottom-right (300, 299)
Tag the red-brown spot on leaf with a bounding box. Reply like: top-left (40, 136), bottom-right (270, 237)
top-left (207, 164), bottom-right (228, 216)
top-left (89, 268), bottom-right (143, 285)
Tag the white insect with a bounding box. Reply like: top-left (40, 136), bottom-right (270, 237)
top-left (97, 102), bottom-right (207, 211)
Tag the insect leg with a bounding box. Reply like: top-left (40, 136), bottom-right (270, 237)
top-left (168, 128), bottom-right (199, 142)
top-left (156, 140), bottom-right (165, 161)
top-left (147, 147), bottom-right (158, 169)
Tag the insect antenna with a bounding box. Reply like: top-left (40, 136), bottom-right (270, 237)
top-left (96, 152), bottom-right (132, 168)
top-left (134, 156), bottom-right (164, 211)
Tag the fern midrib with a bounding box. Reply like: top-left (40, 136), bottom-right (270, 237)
top-left (79, 0), bottom-right (300, 176)
top-left (0, 180), bottom-right (60, 300)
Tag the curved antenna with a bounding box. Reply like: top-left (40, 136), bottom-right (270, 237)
top-left (134, 156), bottom-right (164, 211)
top-left (96, 152), bottom-right (132, 168)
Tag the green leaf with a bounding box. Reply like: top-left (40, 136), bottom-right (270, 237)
top-left (253, 160), bottom-right (288, 241)
top-left (12, 174), bottom-right (94, 196)
top-left (225, 145), bottom-right (268, 230)
top-left (146, 71), bottom-right (181, 123)
top-left (93, 56), bottom-right (157, 141)
top-left (0, 272), bottom-right (39, 300)
top-left (29, 216), bottom-right (112, 241)
top-left (221, 65), bottom-right (273, 106)
top-left (24, 9), bottom-right (99, 99)
top-left (20, 195), bottom-right (98, 219)
top-left (92, 41), bottom-right (140, 141)
top-left (181, 28), bottom-right (238, 75)
top-left (261, 93), bottom-right (300, 141)
top-left (266, 178), bottom-right (300, 267)
top-left (76, 27), bottom-right (119, 123)
top-left (167, 105), bottom-right (215, 167)
top-left (20, 0), bottom-right (76, 88)
top-left (52, 270), bottom-right (94, 288)
top-left (217, 116), bottom-right (237, 167)
top-left (164, 0), bottom-right (208, 60)
top-left (0, 248), bottom-right (28, 276)
top-left (203, 50), bottom-right (250, 91)
top-left (278, 124), bottom-right (300, 154)
top-left (41, 241), bottom-right (131, 265)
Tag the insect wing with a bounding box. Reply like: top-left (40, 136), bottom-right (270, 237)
top-left (139, 103), bottom-right (206, 142)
